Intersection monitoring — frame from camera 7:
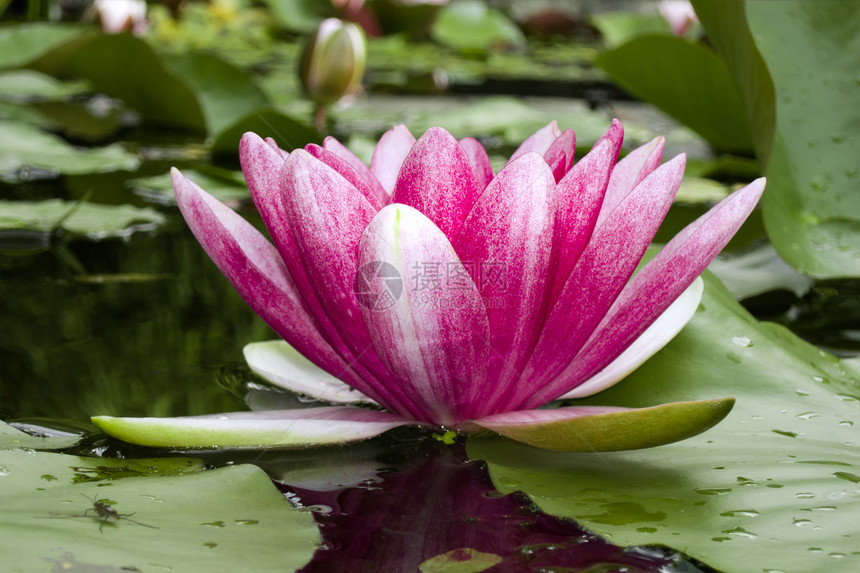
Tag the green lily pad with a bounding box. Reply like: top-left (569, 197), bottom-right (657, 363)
top-left (430, 1), bottom-right (526, 53)
top-left (209, 107), bottom-right (320, 156)
top-left (419, 548), bottom-right (503, 573)
top-left (0, 420), bottom-right (80, 451)
top-left (0, 199), bottom-right (165, 239)
top-left (260, 0), bottom-right (336, 33)
top-left (163, 52), bottom-right (270, 136)
top-left (468, 271), bottom-right (860, 573)
top-left (0, 70), bottom-right (87, 102)
top-left (595, 34), bottom-right (754, 154)
top-left (128, 168), bottom-right (249, 206)
top-left (29, 33), bottom-right (206, 132)
top-left (404, 96), bottom-right (617, 148)
top-left (590, 11), bottom-right (672, 49)
top-left (0, 449), bottom-right (318, 572)
top-left (675, 176), bottom-right (730, 204)
top-left (690, 1), bottom-right (775, 167)
top-left (747, 2), bottom-right (860, 278)
top-left (0, 22), bottom-right (89, 69)
top-left (0, 120), bottom-right (139, 181)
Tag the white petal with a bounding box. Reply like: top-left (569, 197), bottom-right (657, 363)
top-left (244, 341), bottom-right (377, 405)
top-left (557, 277), bottom-right (703, 399)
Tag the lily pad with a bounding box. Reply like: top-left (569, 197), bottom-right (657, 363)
top-left (29, 33), bottom-right (206, 132)
top-left (0, 120), bottom-right (139, 181)
top-left (163, 52), bottom-right (270, 136)
top-left (0, 199), bottom-right (165, 240)
top-left (0, 420), bottom-right (80, 451)
top-left (431, 1), bottom-right (526, 53)
top-left (0, 70), bottom-right (87, 102)
top-left (746, 1), bottom-right (860, 278)
top-left (128, 168), bottom-right (250, 206)
top-left (0, 22), bottom-right (88, 69)
top-left (260, 0), bottom-right (336, 33)
top-left (0, 449), bottom-right (318, 572)
top-left (468, 270), bottom-right (860, 573)
top-left (209, 107), bottom-right (320, 156)
top-left (595, 34), bottom-right (754, 154)
top-left (590, 11), bottom-right (673, 49)
top-left (690, 1), bottom-right (775, 166)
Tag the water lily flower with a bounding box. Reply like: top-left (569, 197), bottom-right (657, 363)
top-left (93, 0), bottom-right (147, 35)
top-left (657, 0), bottom-right (698, 37)
top-left (93, 121), bottom-right (765, 452)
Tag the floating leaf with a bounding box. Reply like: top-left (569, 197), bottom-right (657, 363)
top-left (745, 2), bottom-right (860, 278)
top-left (0, 70), bottom-right (87, 102)
top-left (419, 548), bottom-right (503, 573)
top-left (209, 107), bottom-right (320, 156)
top-left (0, 450), bottom-right (318, 572)
top-left (0, 120), bottom-right (139, 182)
top-left (595, 35), bottom-right (754, 154)
top-left (260, 0), bottom-right (336, 33)
top-left (0, 199), bottom-right (165, 239)
top-left (431, 1), bottom-right (525, 52)
top-left (691, 0), bottom-right (775, 167)
top-left (590, 11), bottom-right (672, 49)
top-left (0, 22), bottom-right (89, 69)
top-left (128, 168), bottom-right (249, 206)
top-left (163, 52), bottom-right (270, 136)
top-left (30, 34), bottom-right (206, 132)
top-left (469, 271), bottom-right (860, 573)
top-left (0, 420), bottom-right (79, 451)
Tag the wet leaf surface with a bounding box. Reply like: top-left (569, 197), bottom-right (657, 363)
top-left (469, 271), bottom-right (860, 573)
top-left (0, 449), bottom-right (318, 572)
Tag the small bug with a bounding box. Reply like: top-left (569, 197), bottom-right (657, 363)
top-left (81, 493), bottom-right (158, 532)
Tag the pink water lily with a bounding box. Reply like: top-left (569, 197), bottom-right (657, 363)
top-left (93, 121), bottom-right (765, 451)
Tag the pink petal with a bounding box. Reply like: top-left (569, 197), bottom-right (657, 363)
top-left (521, 155), bottom-right (687, 403)
top-left (322, 135), bottom-right (389, 204)
top-left (241, 133), bottom-right (386, 401)
top-left (508, 121), bottom-right (561, 163)
top-left (536, 178), bottom-right (766, 405)
top-left (265, 137), bottom-right (290, 159)
top-left (369, 124), bottom-right (416, 195)
top-left (304, 143), bottom-right (384, 211)
top-left (550, 137), bottom-right (617, 304)
top-left (459, 136), bottom-right (494, 189)
top-left (281, 149), bottom-right (422, 417)
top-left (452, 152), bottom-right (556, 415)
top-left (468, 398), bottom-right (735, 452)
top-left (598, 117), bottom-right (624, 162)
top-left (239, 131), bottom-right (295, 265)
top-left (93, 406), bottom-right (419, 448)
top-left (543, 128), bottom-right (576, 182)
top-left (556, 277), bottom-right (703, 399)
top-left (172, 168), bottom-right (366, 394)
top-left (358, 204), bottom-right (492, 425)
top-left (596, 136), bottom-right (664, 228)
top-left (391, 127), bottom-right (483, 242)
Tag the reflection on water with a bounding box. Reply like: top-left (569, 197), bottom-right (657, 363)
top-left (264, 439), bottom-right (719, 572)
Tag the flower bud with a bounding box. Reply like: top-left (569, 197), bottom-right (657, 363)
top-left (94, 0), bottom-right (147, 35)
top-left (299, 18), bottom-right (367, 107)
